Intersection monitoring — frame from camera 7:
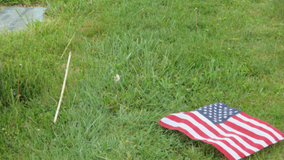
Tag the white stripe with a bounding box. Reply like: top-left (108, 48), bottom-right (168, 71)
top-left (192, 111), bottom-right (259, 152)
top-left (220, 123), bottom-right (268, 147)
top-left (173, 113), bottom-right (250, 156)
top-left (237, 114), bottom-right (284, 141)
top-left (161, 117), bottom-right (241, 160)
top-left (228, 118), bottom-right (277, 144)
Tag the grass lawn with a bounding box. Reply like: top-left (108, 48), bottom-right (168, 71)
top-left (1, 0), bottom-right (284, 159)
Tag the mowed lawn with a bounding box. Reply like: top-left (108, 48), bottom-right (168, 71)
top-left (0, 0), bottom-right (284, 159)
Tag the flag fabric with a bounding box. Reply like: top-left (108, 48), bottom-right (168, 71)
top-left (158, 102), bottom-right (284, 160)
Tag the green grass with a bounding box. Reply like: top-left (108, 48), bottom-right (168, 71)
top-left (0, 0), bottom-right (44, 6)
top-left (1, 0), bottom-right (284, 159)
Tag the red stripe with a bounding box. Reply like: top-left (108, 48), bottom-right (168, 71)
top-left (158, 120), bottom-right (236, 160)
top-left (224, 120), bottom-right (273, 145)
top-left (165, 114), bottom-right (246, 158)
top-left (240, 112), bottom-right (284, 138)
top-left (216, 123), bottom-right (264, 150)
top-left (185, 112), bottom-right (255, 154)
top-left (233, 115), bottom-right (278, 142)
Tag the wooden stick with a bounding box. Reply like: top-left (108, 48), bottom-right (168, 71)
top-left (61, 34), bottom-right (75, 59)
top-left (54, 52), bottom-right (72, 123)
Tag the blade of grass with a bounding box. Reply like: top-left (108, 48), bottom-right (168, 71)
top-left (61, 34), bottom-right (75, 58)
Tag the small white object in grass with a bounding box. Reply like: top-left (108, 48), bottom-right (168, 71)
top-left (19, 64), bottom-right (22, 67)
top-left (194, 7), bottom-right (198, 11)
top-left (207, 29), bottom-right (209, 32)
top-left (114, 74), bottom-right (120, 82)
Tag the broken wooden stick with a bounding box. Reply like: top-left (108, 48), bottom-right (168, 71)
top-left (54, 52), bottom-right (72, 123)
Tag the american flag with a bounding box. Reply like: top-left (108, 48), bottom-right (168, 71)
top-left (158, 102), bottom-right (284, 160)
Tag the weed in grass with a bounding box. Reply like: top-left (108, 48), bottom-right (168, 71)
top-left (114, 74), bottom-right (121, 108)
top-left (195, 7), bottom-right (198, 29)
